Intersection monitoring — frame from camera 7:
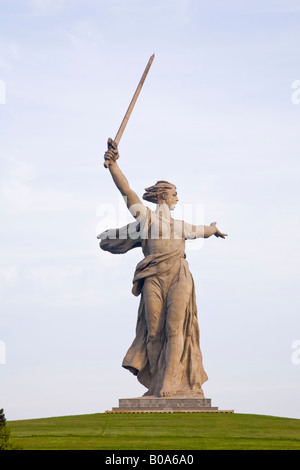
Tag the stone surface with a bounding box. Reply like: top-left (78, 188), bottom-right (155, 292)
top-left (112, 397), bottom-right (218, 411)
top-left (99, 141), bottom-right (228, 399)
top-left (106, 396), bottom-right (234, 413)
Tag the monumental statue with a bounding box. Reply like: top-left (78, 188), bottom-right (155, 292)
top-left (97, 55), bottom-right (228, 403)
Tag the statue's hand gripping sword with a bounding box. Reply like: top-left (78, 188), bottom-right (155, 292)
top-left (104, 54), bottom-right (155, 168)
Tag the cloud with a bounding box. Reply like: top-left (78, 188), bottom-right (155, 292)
top-left (0, 58), bottom-right (11, 71)
top-left (1, 180), bottom-right (82, 213)
top-left (28, 0), bottom-right (66, 16)
top-left (0, 266), bottom-right (18, 300)
top-left (0, 266), bottom-right (18, 284)
top-left (0, 157), bottom-right (89, 214)
top-left (273, 0), bottom-right (300, 12)
top-left (26, 264), bottom-right (82, 297)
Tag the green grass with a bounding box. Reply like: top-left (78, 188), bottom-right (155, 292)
top-left (8, 413), bottom-right (300, 450)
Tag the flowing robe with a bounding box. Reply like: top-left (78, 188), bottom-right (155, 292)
top-left (99, 204), bottom-right (208, 397)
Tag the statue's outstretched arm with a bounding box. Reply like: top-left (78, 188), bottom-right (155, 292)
top-left (184, 222), bottom-right (228, 239)
top-left (204, 222), bottom-right (227, 239)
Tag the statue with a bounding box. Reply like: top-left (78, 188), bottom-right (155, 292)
top-left (98, 140), bottom-right (227, 398)
top-left (97, 55), bottom-right (227, 401)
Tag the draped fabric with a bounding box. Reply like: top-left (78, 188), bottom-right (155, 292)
top-left (123, 253), bottom-right (208, 396)
top-left (98, 208), bottom-right (208, 397)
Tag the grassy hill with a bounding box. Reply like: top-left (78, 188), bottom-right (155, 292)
top-left (8, 412), bottom-right (300, 450)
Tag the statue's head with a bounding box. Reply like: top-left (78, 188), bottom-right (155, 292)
top-left (142, 181), bottom-right (178, 210)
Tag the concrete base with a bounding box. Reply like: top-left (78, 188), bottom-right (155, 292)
top-left (106, 397), bottom-right (234, 413)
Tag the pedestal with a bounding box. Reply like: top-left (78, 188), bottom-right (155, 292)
top-left (106, 397), bottom-right (234, 413)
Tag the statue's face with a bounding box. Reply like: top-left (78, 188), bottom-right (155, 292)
top-left (163, 188), bottom-right (178, 210)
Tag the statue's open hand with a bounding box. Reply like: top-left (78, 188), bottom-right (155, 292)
top-left (210, 222), bottom-right (228, 239)
top-left (104, 138), bottom-right (119, 168)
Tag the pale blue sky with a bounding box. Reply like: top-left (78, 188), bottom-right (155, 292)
top-left (1, 0), bottom-right (300, 420)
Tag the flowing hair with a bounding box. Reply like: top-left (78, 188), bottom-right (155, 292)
top-left (142, 180), bottom-right (176, 204)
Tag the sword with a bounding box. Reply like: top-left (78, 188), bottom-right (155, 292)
top-left (104, 54), bottom-right (155, 168)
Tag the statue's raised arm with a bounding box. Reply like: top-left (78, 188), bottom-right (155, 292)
top-left (104, 138), bottom-right (147, 220)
